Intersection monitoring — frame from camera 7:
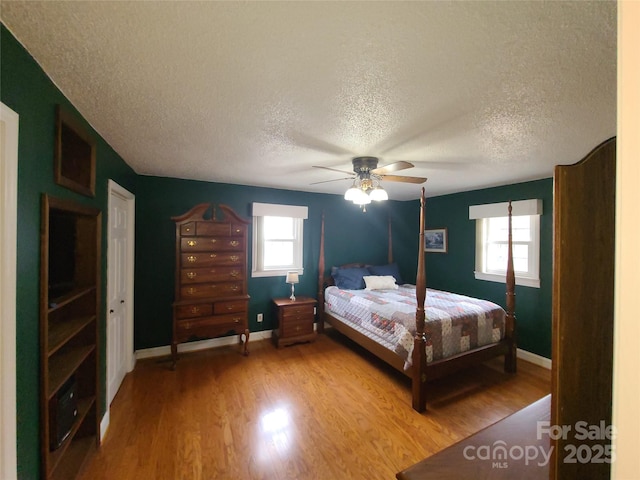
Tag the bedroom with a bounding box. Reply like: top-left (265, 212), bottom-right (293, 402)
top-left (1, 2), bottom-right (637, 479)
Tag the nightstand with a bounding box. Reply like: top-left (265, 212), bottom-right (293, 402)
top-left (272, 297), bottom-right (317, 348)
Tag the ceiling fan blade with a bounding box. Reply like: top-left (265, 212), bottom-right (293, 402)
top-left (313, 165), bottom-right (355, 176)
top-left (310, 177), bottom-right (354, 185)
top-left (381, 174), bottom-right (427, 184)
top-left (371, 161), bottom-right (414, 175)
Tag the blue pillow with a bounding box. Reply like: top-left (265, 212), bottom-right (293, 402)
top-left (332, 267), bottom-right (370, 290)
top-left (368, 263), bottom-right (403, 284)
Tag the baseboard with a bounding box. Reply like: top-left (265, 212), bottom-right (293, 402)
top-left (135, 330), bottom-right (274, 360)
top-left (99, 409), bottom-right (110, 443)
top-left (517, 348), bottom-right (551, 370)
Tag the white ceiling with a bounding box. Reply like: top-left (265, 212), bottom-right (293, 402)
top-left (1, 1), bottom-right (616, 200)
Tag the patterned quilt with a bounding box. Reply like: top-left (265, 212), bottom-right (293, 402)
top-left (324, 285), bottom-right (505, 368)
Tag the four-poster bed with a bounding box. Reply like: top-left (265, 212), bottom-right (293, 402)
top-left (316, 187), bottom-right (517, 412)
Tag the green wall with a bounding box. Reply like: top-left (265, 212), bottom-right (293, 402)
top-left (134, 176), bottom-right (417, 349)
top-left (1, 25), bottom-right (138, 479)
top-left (424, 179), bottom-right (554, 358)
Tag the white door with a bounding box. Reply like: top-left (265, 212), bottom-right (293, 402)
top-left (107, 181), bottom-right (135, 406)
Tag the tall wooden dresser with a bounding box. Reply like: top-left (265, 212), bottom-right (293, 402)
top-left (171, 203), bottom-right (250, 368)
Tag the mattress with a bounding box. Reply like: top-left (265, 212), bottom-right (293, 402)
top-left (324, 285), bottom-right (505, 368)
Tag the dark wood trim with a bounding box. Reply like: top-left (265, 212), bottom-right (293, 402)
top-left (54, 105), bottom-right (96, 197)
top-left (550, 137), bottom-right (615, 479)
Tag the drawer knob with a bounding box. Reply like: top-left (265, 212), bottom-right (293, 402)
top-left (185, 227), bottom-right (191, 232)
top-left (230, 240), bottom-right (239, 247)
top-left (226, 305), bottom-right (234, 311)
top-left (210, 284), bottom-right (217, 289)
top-left (230, 255), bottom-right (239, 262)
top-left (191, 307), bottom-right (200, 314)
top-left (187, 255), bottom-right (196, 263)
top-left (231, 285), bottom-right (239, 291)
top-left (234, 228), bottom-right (242, 233)
top-left (210, 253), bottom-right (217, 258)
top-left (187, 287), bottom-right (196, 295)
top-left (187, 272), bottom-right (196, 279)
top-left (211, 239), bottom-right (217, 244)
top-left (230, 270), bottom-right (239, 277)
top-left (187, 240), bottom-right (197, 247)
top-left (234, 317), bottom-right (241, 323)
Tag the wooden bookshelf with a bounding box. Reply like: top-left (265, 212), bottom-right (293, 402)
top-left (40, 195), bottom-right (101, 479)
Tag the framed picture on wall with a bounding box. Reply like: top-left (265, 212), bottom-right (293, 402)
top-left (424, 228), bottom-right (447, 253)
top-left (54, 105), bottom-right (96, 197)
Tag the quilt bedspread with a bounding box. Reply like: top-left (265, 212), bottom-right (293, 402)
top-left (324, 285), bottom-right (505, 367)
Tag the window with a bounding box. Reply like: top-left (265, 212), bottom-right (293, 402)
top-left (252, 203), bottom-right (308, 278)
top-left (469, 199), bottom-right (542, 288)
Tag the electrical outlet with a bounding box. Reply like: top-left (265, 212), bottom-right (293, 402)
top-left (257, 313), bottom-right (263, 323)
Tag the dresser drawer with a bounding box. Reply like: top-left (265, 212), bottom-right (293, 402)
top-left (180, 237), bottom-right (245, 252)
top-left (176, 314), bottom-right (246, 339)
top-left (214, 300), bottom-right (248, 315)
top-left (196, 222), bottom-right (246, 237)
top-left (180, 222), bottom-right (196, 236)
top-left (281, 318), bottom-right (314, 338)
top-left (181, 252), bottom-right (245, 267)
top-left (180, 282), bottom-right (243, 299)
top-left (175, 303), bottom-right (213, 319)
top-left (282, 304), bottom-right (315, 319)
top-left (180, 266), bottom-right (243, 284)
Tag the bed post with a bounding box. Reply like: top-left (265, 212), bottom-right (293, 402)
top-left (317, 211), bottom-right (326, 334)
top-left (412, 188), bottom-right (428, 412)
top-left (505, 201), bottom-right (517, 373)
top-left (388, 216), bottom-right (393, 263)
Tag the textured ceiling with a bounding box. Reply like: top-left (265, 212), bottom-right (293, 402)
top-left (1, 1), bottom-right (616, 200)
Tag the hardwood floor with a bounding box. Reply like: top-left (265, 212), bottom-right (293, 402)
top-left (80, 331), bottom-right (550, 480)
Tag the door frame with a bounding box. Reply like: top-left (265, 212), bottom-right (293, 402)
top-left (1, 103), bottom-right (18, 479)
top-left (106, 179), bottom-right (136, 408)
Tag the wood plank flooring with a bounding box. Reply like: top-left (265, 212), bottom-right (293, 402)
top-left (80, 331), bottom-right (550, 480)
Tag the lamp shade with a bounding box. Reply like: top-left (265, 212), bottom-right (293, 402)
top-left (351, 189), bottom-right (371, 205)
top-left (344, 186), bottom-right (361, 201)
top-left (369, 187), bottom-right (388, 201)
top-left (285, 271), bottom-right (299, 284)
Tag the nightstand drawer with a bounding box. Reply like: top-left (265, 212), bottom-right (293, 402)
top-left (281, 304), bottom-right (314, 318)
top-left (281, 318), bottom-right (314, 338)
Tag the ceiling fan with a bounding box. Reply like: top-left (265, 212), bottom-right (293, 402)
top-left (312, 156), bottom-right (427, 207)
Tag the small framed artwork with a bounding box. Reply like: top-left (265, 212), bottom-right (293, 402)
top-left (424, 228), bottom-right (448, 253)
top-left (54, 105), bottom-right (96, 197)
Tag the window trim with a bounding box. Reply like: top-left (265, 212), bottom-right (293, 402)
top-left (251, 203), bottom-right (308, 278)
top-left (470, 199), bottom-right (542, 289)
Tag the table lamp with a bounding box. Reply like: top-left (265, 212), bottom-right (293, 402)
top-left (286, 271), bottom-right (299, 301)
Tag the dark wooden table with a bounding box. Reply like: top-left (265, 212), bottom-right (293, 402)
top-left (397, 395), bottom-right (551, 480)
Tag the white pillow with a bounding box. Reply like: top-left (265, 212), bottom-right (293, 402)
top-left (363, 275), bottom-right (398, 291)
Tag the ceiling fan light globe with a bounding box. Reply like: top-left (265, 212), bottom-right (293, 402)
top-left (344, 187), bottom-right (361, 201)
top-left (370, 187), bottom-right (388, 201)
top-left (352, 189), bottom-right (371, 205)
